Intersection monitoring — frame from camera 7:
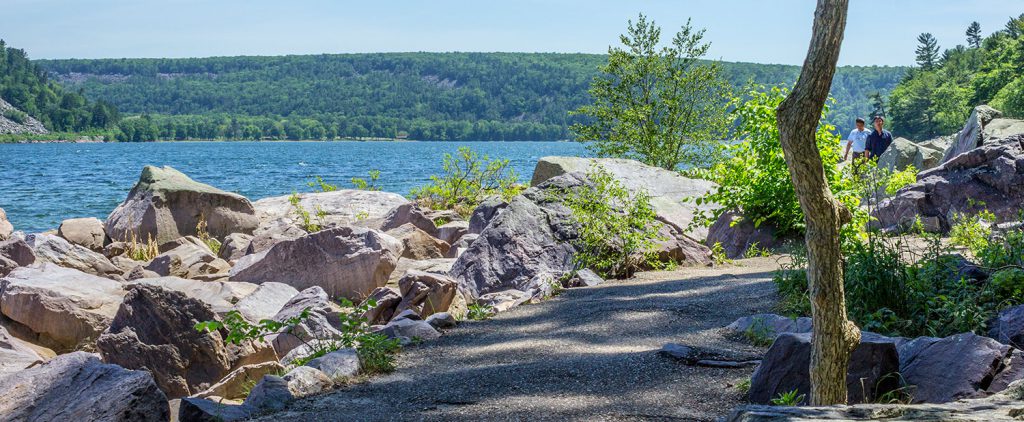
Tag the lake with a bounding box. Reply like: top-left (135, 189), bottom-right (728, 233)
top-left (0, 141), bottom-right (588, 234)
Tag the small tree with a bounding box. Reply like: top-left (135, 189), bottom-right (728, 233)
top-left (572, 14), bottom-right (731, 170)
top-left (966, 21), bottom-right (983, 49)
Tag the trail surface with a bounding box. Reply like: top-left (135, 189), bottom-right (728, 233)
top-left (261, 258), bottom-right (780, 421)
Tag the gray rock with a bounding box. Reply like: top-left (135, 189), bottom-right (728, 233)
top-left (361, 286), bottom-right (402, 325)
top-left (0, 325), bottom-right (43, 377)
top-left (0, 207), bottom-right (12, 240)
top-left (942, 105), bottom-right (1003, 163)
top-left (380, 317), bottom-right (441, 341)
top-left (105, 166), bottom-right (259, 246)
top-left (468, 197), bottom-right (508, 234)
top-left (130, 277), bottom-right (259, 315)
top-left (875, 133), bottom-right (1024, 232)
top-left (267, 286), bottom-right (344, 357)
top-left (282, 366), bottom-right (333, 397)
top-left (990, 304), bottom-right (1024, 348)
top-left (437, 220), bottom-right (469, 245)
top-left (386, 223), bottom-right (450, 260)
top-left (898, 332), bottom-right (1012, 403)
top-left (219, 232), bottom-right (253, 262)
top-left (230, 227), bottom-right (402, 301)
top-left (748, 332), bottom-right (900, 405)
top-left (658, 343), bottom-right (760, 367)
top-left (388, 257), bottom-right (456, 285)
top-left (126, 265), bottom-right (160, 280)
top-left (0, 264), bottom-right (126, 352)
top-left (380, 203), bottom-right (439, 238)
top-left (651, 222), bottom-right (712, 267)
top-left (305, 348), bottom-right (360, 382)
top-left (194, 361), bottom-right (286, 401)
top-left (0, 237), bottom-right (35, 267)
top-left (144, 238), bottom-right (231, 279)
top-left (26, 233), bottom-right (121, 278)
top-left (446, 233), bottom-right (479, 258)
top-left (244, 218), bottom-right (306, 255)
top-left (244, 375), bottom-right (293, 412)
top-left (392, 309), bottom-right (422, 321)
top-left (395, 269), bottom-right (459, 319)
top-left (0, 351), bottom-right (168, 421)
top-left (96, 284), bottom-right (235, 398)
top-left (478, 289), bottom-right (532, 313)
top-left (426, 312), bottom-right (457, 329)
top-left (57, 217), bottom-right (107, 251)
top-left (232, 282), bottom-right (299, 324)
top-left (530, 156), bottom-right (719, 239)
top-left (706, 211), bottom-right (790, 259)
top-left (878, 137), bottom-right (945, 173)
top-left (177, 397), bottom-right (254, 422)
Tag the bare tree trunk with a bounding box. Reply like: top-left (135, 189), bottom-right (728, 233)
top-left (776, 0), bottom-right (861, 406)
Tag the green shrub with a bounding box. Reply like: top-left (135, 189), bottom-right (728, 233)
top-left (744, 317), bottom-right (775, 347)
top-left (560, 165), bottom-right (663, 279)
top-left (711, 242), bottom-right (732, 266)
top-left (466, 303), bottom-right (494, 321)
top-left (351, 170), bottom-right (382, 191)
top-left (411, 147), bottom-right (523, 217)
top-left (991, 268), bottom-right (1024, 302)
top-left (949, 210), bottom-right (995, 257)
top-left (978, 225), bottom-right (1024, 269)
top-left (289, 193), bottom-right (327, 232)
top-left (743, 242), bottom-right (772, 259)
top-left (885, 165), bottom-right (918, 196)
top-left (308, 176), bottom-right (339, 192)
top-left (773, 254), bottom-right (811, 318)
top-left (692, 87), bottom-right (851, 237)
top-left (771, 389), bottom-right (805, 406)
top-left (356, 332), bottom-right (401, 374)
top-left (2, 108), bottom-right (28, 124)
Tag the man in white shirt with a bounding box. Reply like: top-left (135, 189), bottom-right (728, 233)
top-left (843, 117), bottom-right (869, 161)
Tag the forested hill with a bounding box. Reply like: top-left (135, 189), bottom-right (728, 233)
top-left (36, 53), bottom-right (905, 141)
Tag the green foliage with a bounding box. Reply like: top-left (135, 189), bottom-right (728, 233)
top-left (410, 147), bottom-right (522, 217)
top-left (693, 87), bottom-right (851, 237)
top-left (126, 230), bottom-right (159, 262)
top-left (885, 165), bottom-right (918, 196)
top-left (466, 303), bottom-right (494, 321)
top-left (743, 242), bottom-right (772, 259)
top-left (560, 165), bottom-right (663, 279)
top-left (736, 378), bottom-right (752, 395)
top-left (307, 176), bottom-right (338, 192)
top-left (357, 332), bottom-right (401, 374)
top-left (711, 242), bottom-right (732, 266)
top-left (915, 33), bottom-right (941, 70)
top-left (744, 317), bottom-right (775, 347)
top-left (991, 269), bottom-right (1024, 302)
top-left (35, 52), bottom-right (905, 142)
top-left (572, 14), bottom-right (731, 170)
top-left (351, 170), bottom-right (382, 191)
top-left (0, 39), bottom-right (119, 133)
top-left (195, 215), bottom-right (221, 255)
top-left (771, 389), bottom-right (805, 406)
top-left (949, 210), bottom-right (995, 257)
top-left (289, 193), bottom-right (327, 233)
top-left (977, 224), bottom-right (1024, 269)
top-left (773, 251), bottom-right (811, 317)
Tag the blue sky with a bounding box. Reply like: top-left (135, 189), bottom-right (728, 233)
top-left (3, 0), bottom-right (1020, 65)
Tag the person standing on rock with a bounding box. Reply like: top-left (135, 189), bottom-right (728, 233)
top-left (865, 116), bottom-right (893, 161)
top-left (843, 117), bottom-right (870, 163)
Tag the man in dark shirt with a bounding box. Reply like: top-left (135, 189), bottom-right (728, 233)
top-left (865, 116), bottom-right (893, 160)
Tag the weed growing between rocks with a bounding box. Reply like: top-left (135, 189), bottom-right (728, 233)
top-left (411, 147), bottom-right (523, 217)
top-left (561, 165), bottom-right (664, 279)
top-left (711, 242), bottom-right (732, 266)
top-left (195, 215), bottom-right (221, 255)
top-left (350, 170), bottom-right (382, 191)
top-left (743, 317), bottom-right (775, 347)
top-left (289, 193), bottom-right (328, 233)
top-left (126, 229), bottom-right (159, 261)
top-left (771, 389), bottom-right (805, 406)
top-left (308, 175), bottom-right (339, 192)
top-left (465, 303), bottom-right (494, 321)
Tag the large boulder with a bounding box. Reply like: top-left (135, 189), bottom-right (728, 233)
top-left (0, 325), bottom-right (44, 377)
top-left (898, 333), bottom-right (1015, 403)
top-left (105, 166), bottom-right (259, 246)
top-left (253, 189), bottom-right (408, 229)
top-left (144, 238), bottom-right (231, 279)
top-left (232, 282), bottom-right (299, 324)
top-left (468, 196), bottom-right (508, 234)
top-left (0, 264), bottom-right (126, 352)
top-left (0, 351), bottom-right (168, 421)
top-left (705, 211), bottom-right (788, 259)
top-left (726, 313), bottom-right (812, 338)
top-left (26, 233), bottom-right (121, 279)
top-left (57, 217), bottom-right (107, 251)
top-left (874, 133), bottom-right (1024, 231)
top-left (379, 203), bottom-right (439, 238)
top-left (266, 286), bottom-right (344, 357)
top-left (0, 237), bottom-right (35, 270)
top-left (942, 105), bottom-right (1004, 163)
top-left (130, 277), bottom-right (259, 315)
top-left (531, 156), bottom-right (719, 239)
top-left (361, 286), bottom-right (402, 325)
top-left (652, 223), bottom-right (713, 266)
top-left (988, 304), bottom-right (1024, 347)
top-left (194, 361), bottom-right (286, 401)
top-left (96, 284), bottom-right (236, 398)
top-left (219, 232), bottom-right (253, 262)
top-left (230, 226), bottom-right (402, 301)
top-left (749, 332), bottom-right (900, 405)
top-left (877, 137), bottom-right (945, 173)
top-left (0, 207), bottom-right (12, 240)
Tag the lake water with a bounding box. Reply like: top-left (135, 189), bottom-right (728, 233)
top-left (0, 141), bottom-right (587, 233)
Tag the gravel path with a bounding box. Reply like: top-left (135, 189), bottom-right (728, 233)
top-left (260, 258), bottom-right (781, 421)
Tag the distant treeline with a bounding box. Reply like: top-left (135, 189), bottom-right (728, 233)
top-left (36, 52), bottom-right (905, 141)
top-left (889, 14), bottom-right (1024, 140)
top-left (0, 40), bottom-right (118, 132)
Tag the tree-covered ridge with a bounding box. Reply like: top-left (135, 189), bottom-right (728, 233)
top-left (889, 15), bottom-right (1024, 140)
top-left (0, 40), bottom-right (118, 133)
top-left (37, 53), bottom-right (905, 141)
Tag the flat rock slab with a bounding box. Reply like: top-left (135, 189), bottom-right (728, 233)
top-left (658, 343), bottom-right (760, 368)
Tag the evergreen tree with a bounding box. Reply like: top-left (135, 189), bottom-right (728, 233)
top-left (966, 21), bottom-right (982, 48)
top-left (915, 33), bottom-right (940, 70)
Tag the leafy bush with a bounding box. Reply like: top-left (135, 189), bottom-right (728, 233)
top-left (465, 303), bottom-right (494, 321)
top-left (949, 210), bottom-right (995, 257)
top-left (308, 176), bottom-right (339, 192)
top-left (411, 147), bottom-right (523, 217)
top-left (885, 165), bottom-right (918, 196)
top-left (692, 87), bottom-right (853, 237)
top-left (351, 170), bottom-right (382, 191)
top-left (560, 165), bottom-right (663, 279)
top-left (289, 193), bottom-right (327, 232)
top-left (711, 242), bottom-right (732, 266)
top-left (979, 226), bottom-right (1024, 269)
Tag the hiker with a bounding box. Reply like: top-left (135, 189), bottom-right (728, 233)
top-left (865, 115), bottom-right (893, 161)
top-left (843, 117), bottom-right (870, 162)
